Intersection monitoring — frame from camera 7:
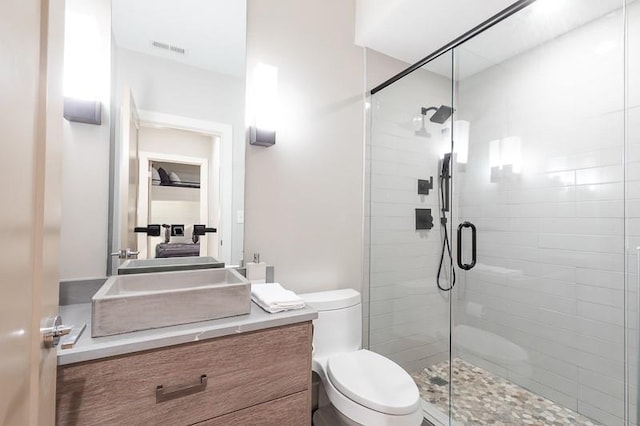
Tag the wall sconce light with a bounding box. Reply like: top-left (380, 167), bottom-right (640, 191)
top-left (249, 63), bottom-right (278, 147)
top-left (249, 126), bottom-right (276, 147)
top-left (62, 10), bottom-right (107, 125)
top-left (63, 97), bottom-right (102, 125)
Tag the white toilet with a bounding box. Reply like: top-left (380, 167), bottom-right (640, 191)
top-left (300, 289), bottom-right (423, 426)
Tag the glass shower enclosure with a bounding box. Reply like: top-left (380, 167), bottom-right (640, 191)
top-left (366, 0), bottom-right (638, 425)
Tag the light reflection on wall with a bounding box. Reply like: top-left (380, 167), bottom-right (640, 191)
top-left (440, 120), bottom-right (470, 164)
top-left (489, 136), bottom-right (522, 182)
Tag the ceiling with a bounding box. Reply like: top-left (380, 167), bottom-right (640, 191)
top-left (356, 0), bottom-right (515, 65)
top-left (111, 0), bottom-right (246, 77)
top-left (356, 0), bottom-right (627, 80)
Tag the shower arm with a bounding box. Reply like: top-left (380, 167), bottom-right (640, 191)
top-left (417, 107), bottom-right (439, 130)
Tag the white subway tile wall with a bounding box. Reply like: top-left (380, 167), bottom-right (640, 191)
top-left (368, 53), bottom-right (454, 377)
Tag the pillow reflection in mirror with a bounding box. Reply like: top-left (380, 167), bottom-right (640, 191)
top-left (169, 171), bottom-right (181, 184)
top-left (151, 167), bottom-right (161, 185)
top-left (157, 167), bottom-right (170, 185)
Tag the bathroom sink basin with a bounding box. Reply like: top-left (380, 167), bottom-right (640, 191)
top-left (92, 268), bottom-right (250, 337)
top-left (117, 256), bottom-right (224, 275)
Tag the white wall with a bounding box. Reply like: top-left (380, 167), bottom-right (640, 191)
top-left (59, 0), bottom-right (111, 280)
top-left (139, 127), bottom-right (213, 158)
top-left (115, 48), bottom-right (245, 127)
top-left (243, 0), bottom-right (365, 294)
top-left (115, 48), bottom-right (245, 265)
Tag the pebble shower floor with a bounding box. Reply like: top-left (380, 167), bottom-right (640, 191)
top-left (413, 358), bottom-right (602, 426)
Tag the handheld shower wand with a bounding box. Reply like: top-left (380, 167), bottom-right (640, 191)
top-left (437, 153), bottom-right (455, 292)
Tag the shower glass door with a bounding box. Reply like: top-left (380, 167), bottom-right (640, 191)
top-left (367, 50), bottom-right (455, 425)
top-left (450, 1), bottom-right (628, 424)
top-left (626, 2), bottom-right (640, 426)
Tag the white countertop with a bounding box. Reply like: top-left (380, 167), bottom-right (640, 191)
top-left (57, 302), bottom-right (317, 366)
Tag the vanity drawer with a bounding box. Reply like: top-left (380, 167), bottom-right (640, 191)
top-left (195, 391), bottom-right (310, 426)
top-left (56, 322), bottom-right (312, 426)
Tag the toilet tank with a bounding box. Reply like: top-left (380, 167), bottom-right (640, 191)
top-left (300, 289), bottom-right (362, 359)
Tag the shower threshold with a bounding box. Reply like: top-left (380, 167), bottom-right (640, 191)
top-left (413, 358), bottom-right (602, 426)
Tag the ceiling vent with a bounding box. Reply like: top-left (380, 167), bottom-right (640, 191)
top-left (151, 40), bottom-right (186, 55)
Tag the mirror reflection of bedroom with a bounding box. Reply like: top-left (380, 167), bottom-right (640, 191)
top-left (137, 125), bottom-right (220, 260)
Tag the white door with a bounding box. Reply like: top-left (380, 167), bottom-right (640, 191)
top-left (0, 0), bottom-right (64, 424)
top-left (111, 89), bottom-right (140, 271)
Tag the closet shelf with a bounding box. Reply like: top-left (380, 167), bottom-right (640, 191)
top-left (152, 179), bottom-right (200, 189)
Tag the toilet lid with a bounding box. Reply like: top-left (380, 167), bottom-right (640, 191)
top-left (327, 350), bottom-right (420, 415)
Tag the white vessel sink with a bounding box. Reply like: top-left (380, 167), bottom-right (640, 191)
top-left (92, 268), bottom-right (250, 337)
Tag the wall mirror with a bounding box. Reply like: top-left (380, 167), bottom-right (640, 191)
top-left (108, 0), bottom-right (247, 274)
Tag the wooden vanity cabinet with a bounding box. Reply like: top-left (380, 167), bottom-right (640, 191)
top-left (56, 322), bottom-right (312, 425)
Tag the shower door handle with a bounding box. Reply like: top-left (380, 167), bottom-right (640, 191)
top-left (457, 221), bottom-right (477, 270)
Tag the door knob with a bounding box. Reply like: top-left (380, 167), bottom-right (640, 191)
top-left (41, 315), bottom-right (72, 348)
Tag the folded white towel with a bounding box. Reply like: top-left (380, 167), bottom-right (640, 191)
top-left (251, 283), bottom-right (305, 313)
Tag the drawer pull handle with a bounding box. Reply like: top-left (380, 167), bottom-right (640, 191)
top-left (156, 374), bottom-right (208, 403)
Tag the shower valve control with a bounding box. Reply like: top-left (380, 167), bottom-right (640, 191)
top-left (416, 208), bottom-right (434, 230)
top-left (418, 177), bottom-right (434, 195)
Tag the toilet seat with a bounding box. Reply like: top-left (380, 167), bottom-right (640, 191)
top-left (327, 350), bottom-right (420, 415)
